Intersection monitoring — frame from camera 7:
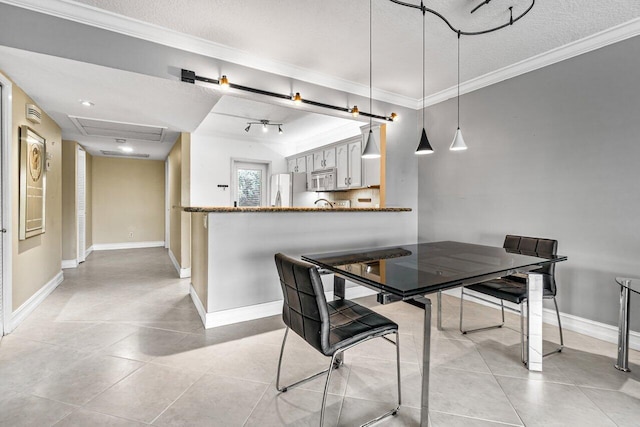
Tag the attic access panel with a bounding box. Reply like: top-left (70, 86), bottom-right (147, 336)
top-left (69, 116), bottom-right (167, 142)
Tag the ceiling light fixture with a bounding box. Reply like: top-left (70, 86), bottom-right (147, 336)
top-left (182, 69), bottom-right (396, 123)
top-left (415, 4), bottom-right (434, 155)
top-left (362, 0), bottom-right (381, 160)
top-left (450, 32), bottom-right (467, 151)
top-left (351, 105), bottom-right (359, 117)
top-left (219, 75), bottom-right (230, 89)
top-left (80, 100), bottom-right (94, 107)
top-left (119, 146), bottom-right (133, 153)
top-left (244, 119), bottom-right (284, 134)
top-left (390, 112), bottom-right (399, 122)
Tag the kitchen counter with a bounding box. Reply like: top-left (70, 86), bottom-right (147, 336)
top-left (183, 206), bottom-right (411, 212)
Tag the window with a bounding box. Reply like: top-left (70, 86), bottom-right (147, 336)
top-left (232, 160), bottom-right (269, 207)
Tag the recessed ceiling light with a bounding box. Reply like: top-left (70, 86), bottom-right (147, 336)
top-left (80, 100), bottom-right (94, 107)
top-left (119, 146), bottom-right (133, 153)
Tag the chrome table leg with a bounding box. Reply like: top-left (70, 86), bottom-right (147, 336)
top-left (437, 290), bottom-right (443, 331)
top-left (526, 273), bottom-right (543, 372)
top-left (615, 279), bottom-right (631, 372)
top-left (416, 296), bottom-right (432, 426)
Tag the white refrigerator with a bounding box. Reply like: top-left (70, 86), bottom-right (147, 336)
top-left (270, 173), bottom-right (316, 207)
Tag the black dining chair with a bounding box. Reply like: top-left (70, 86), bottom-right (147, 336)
top-left (274, 253), bottom-right (401, 427)
top-left (459, 235), bottom-right (564, 364)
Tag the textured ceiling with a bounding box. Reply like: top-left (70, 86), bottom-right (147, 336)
top-left (72, 0), bottom-right (640, 99)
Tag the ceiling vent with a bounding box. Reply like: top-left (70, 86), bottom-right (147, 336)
top-left (26, 104), bottom-right (42, 124)
top-left (100, 150), bottom-right (150, 158)
top-left (69, 116), bottom-right (167, 142)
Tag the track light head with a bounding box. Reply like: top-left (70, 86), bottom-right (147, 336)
top-left (351, 105), bottom-right (359, 117)
top-left (390, 112), bottom-right (399, 121)
top-left (278, 125), bottom-right (283, 134)
top-left (244, 125), bottom-right (251, 132)
top-left (219, 75), bottom-right (229, 89)
top-left (292, 92), bottom-right (302, 105)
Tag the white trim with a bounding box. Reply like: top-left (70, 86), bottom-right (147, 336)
top-left (91, 241), bottom-right (165, 251)
top-left (168, 248), bottom-right (191, 279)
top-left (423, 17), bottom-right (640, 107)
top-left (1, 0), bottom-right (417, 109)
top-left (85, 245), bottom-right (94, 258)
top-left (192, 285), bottom-right (378, 329)
top-left (61, 259), bottom-right (78, 269)
top-left (5, 1), bottom-right (640, 111)
top-left (445, 288), bottom-right (640, 352)
top-left (1, 72), bottom-right (13, 336)
top-left (164, 160), bottom-right (169, 250)
top-left (9, 271), bottom-right (63, 332)
top-left (189, 283), bottom-right (207, 328)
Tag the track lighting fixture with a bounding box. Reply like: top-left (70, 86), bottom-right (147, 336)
top-left (219, 75), bottom-right (229, 89)
top-left (351, 105), bottom-right (359, 117)
top-left (244, 119), bottom-right (284, 134)
top-left (362, 0), bottom-right (381, 159)
top-left (292, 92), bottom-right (302, 104)
top-left (390, 112), bottom-right (399, 122)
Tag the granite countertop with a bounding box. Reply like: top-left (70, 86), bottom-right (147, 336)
top-left (183, 206), bottom-right (412, 213)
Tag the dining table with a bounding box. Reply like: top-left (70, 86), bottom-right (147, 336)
top-left (302, 240), bottom-right (567, 426)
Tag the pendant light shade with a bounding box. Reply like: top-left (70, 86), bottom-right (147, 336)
top-left (450, 127), bottom-right (467, 151)
top-left (362, 129), bottom-right (380, 159)
top-left (416, 128), bottom-right (434, 155)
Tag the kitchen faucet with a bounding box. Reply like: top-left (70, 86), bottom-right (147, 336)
top-left (314, 198), bottom-right (334, 208)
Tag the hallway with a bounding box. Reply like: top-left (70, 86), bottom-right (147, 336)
top-left (1, 248), bottom-right (639, 426)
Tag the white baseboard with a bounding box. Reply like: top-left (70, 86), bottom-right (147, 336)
top-left (443, 288), bottom-right (640, 352)
top-left (61, 259), bottom-right (78, 269)
top-left (189, 284), bottom-right (208, 328)
top-left (168, 249), bottom-right (191, 279)
top-left (92, 241), bottom-right (165, 251)
top-left (190, 285), bottom-right (379, 329)
top-left (9, 271), bottom-right (64, 332)
top-left (85, 245), bottom-right (94, 257)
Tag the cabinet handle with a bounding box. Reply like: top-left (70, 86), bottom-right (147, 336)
top-left (348, 177), bottom-right (352, 184)
top-left (344, 178), bottom-right (347, 185)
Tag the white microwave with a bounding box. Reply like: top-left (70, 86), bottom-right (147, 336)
top-left (310, 168), bottom-right (336, 192)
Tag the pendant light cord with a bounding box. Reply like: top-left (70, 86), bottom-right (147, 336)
top-left (457, 31), bottom-right (460, 130)
top-left (370, 0), bottom-right (373, 130)
top-left (422, 1), bottom-right (425, 130)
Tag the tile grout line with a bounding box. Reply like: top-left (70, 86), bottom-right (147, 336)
top-left (148, 371), bottom-right (208, 425)
top-left (430, 409), bottom-right (525, 426)
top-left (574, 384), bottom-right (621, 427)
top-left (241, 380), bottom-right (272, 427)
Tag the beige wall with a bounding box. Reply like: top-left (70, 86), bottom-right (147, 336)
top-left (61, 140), bottom-right (77, 261)
top-left (167, 133), bottom-right (191, 270)
top-left (85, 151), bottom-right (92, 250)
top-left (92, 157), bottom-right (165, 244)
top-left (10, 82), bottom-right (62, 310)
top-left (190, 212), bottom-right (207, 310)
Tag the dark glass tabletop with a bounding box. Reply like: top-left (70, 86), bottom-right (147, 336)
top-left (616, 277), bottom-right (640, 295)
top-left (302, 241), bottom-right (567, 298)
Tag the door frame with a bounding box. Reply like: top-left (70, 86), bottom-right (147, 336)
top-left (230, 158), bottom-right (271, 207)
top-left (0, 72), bottom-right (13, 335)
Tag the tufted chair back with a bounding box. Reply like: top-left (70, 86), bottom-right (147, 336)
top-left (503, 235), bottom-right (558, 295)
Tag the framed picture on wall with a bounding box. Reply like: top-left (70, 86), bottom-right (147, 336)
top-left (19, 125), bottom-right (46, 240)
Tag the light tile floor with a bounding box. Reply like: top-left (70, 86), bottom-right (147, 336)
top-left (1, 248), bottom-right (639, 426)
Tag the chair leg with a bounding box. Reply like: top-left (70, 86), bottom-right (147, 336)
top-left (395, 332), bottom-right (402, 407)
top-left (521, 301), bottom-right (526, 365)
top-left (277, 327), bottom-right (332, 393)
top-left (542, 297), bottom-right (564, 357)
top-left (320, 352), bottom-right (339, 427)
top-left (460, 288), bottom-right (505, 334)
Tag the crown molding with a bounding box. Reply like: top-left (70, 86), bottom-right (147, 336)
top-left (422, 16), bottom-right (640, 108)
top-left (4, 1), bottom-right (639, 111)
top-left (1, 0), bottom-right (419, 109)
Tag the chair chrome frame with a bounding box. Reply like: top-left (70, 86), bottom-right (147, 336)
top-left (459, 288), bottom-right (564, 364)
top-left (276, 326), bottom-right (401, 427)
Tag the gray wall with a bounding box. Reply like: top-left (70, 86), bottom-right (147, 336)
top-left (419, 35), bottom-right (640, 331)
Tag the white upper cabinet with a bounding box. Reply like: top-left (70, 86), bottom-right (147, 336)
top-left (336, 137), bottom-right (362, 189)
top-left (313, 148), bottom-right (336, 171)
top-left (287, 158), bottom-right (296, 173)
top-left (295, 156), bottom-right (306, 173)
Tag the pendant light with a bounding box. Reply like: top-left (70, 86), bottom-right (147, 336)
top-left (416, 5), bottom-right (434, 155)
top-left (362, 0), bottom-right (381, 159)
top-left (450, 32), bottom-right (468, 151)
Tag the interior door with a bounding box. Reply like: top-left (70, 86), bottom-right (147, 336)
top-left (77, 148), bottom-right (86, 263)
top-left (0, 82), bottom-right (4, 339)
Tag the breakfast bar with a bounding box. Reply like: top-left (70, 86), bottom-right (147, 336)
top-left (184, 206), bottom-right (414, 328)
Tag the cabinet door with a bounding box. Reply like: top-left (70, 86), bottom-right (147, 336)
top-left (287, 158), bottom-right (297, 173)
top-left (296, 157), bottom-right (306, 173)
top-left (324, 148), bottom-right (336, 169)
top-left (336, 144), bottom-right (349, 189)
top-left (348, 140), bottom-right (362, 188)
top-left (305, 155), bottom-right (314, 190)
top-left (313, 151), bottom-right (324, 171)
